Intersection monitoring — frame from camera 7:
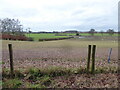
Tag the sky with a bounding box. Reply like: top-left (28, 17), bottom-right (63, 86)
top-left (0, 0), bottom-right (119, 32)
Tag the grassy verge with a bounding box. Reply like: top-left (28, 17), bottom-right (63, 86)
top-left (2, 66), bottom-right (118, 88)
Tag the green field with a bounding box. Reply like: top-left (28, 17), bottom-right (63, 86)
top-left (25, 33), bottom-right (69, 41)
top-left (25, 33), bottom-right (119, 41)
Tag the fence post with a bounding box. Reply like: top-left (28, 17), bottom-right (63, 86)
top-left (91, 45), bottom-right (96, 74)
top-left (87, 45), bottom-right (91, 72)
top-left (8, 44), bottom-right (14, 78)
top-left (108, 48), bottom-right (112, 63)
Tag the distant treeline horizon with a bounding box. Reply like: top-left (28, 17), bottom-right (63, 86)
top-left (24, 30), bottom-right (119, 34)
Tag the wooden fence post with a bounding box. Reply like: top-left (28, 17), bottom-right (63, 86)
top-left (108, 48), bottom-right (112, 63)
top-left (8, 44), bottom-right (14, 78)
top-left (91, 45), bottom-right (96, 74)
top-left (87, 45), bottom-right (91, 72)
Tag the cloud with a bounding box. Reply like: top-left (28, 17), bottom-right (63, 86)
top-left (0, 0), bottom-right (119, 31)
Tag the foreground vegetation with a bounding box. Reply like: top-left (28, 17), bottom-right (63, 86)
top-left (2, 66), bottom-right (118, 88)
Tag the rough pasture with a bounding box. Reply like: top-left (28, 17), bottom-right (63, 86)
top-left (1, 36), bottom-right (119, 88)
top-left (2, 37), bottom-right (118, 69)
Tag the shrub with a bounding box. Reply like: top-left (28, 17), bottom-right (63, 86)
top-left (76, 32), bottom-right (79, 36)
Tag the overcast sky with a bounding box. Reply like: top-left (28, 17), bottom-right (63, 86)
top-left (0, 0), bottom-right (119, 32)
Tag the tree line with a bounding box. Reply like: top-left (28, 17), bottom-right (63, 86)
top-left (89, 28), bottom-right (115, 36)
top-left (0, 18), bottom-right (117, 36)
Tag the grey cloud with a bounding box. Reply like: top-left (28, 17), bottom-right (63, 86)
top-left (0, 0), bottom-right (118, 32)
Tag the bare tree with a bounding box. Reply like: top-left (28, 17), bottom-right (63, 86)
top-left (0, 18), bottom-right (23, 35)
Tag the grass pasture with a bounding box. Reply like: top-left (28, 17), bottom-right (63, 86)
top-left (2, 36), bottom-right (119, 88)
top-left (25, 33), bottom-right (70, 41)
top-left (25, 33), bottom-right (119, 41)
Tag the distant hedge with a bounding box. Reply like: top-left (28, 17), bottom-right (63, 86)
top-left (39, 37), bottom-right (74, 41)
top-left (0, 34), bottom-right (29, 41)
top-left (27, 37), bottom-right (34, 41)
